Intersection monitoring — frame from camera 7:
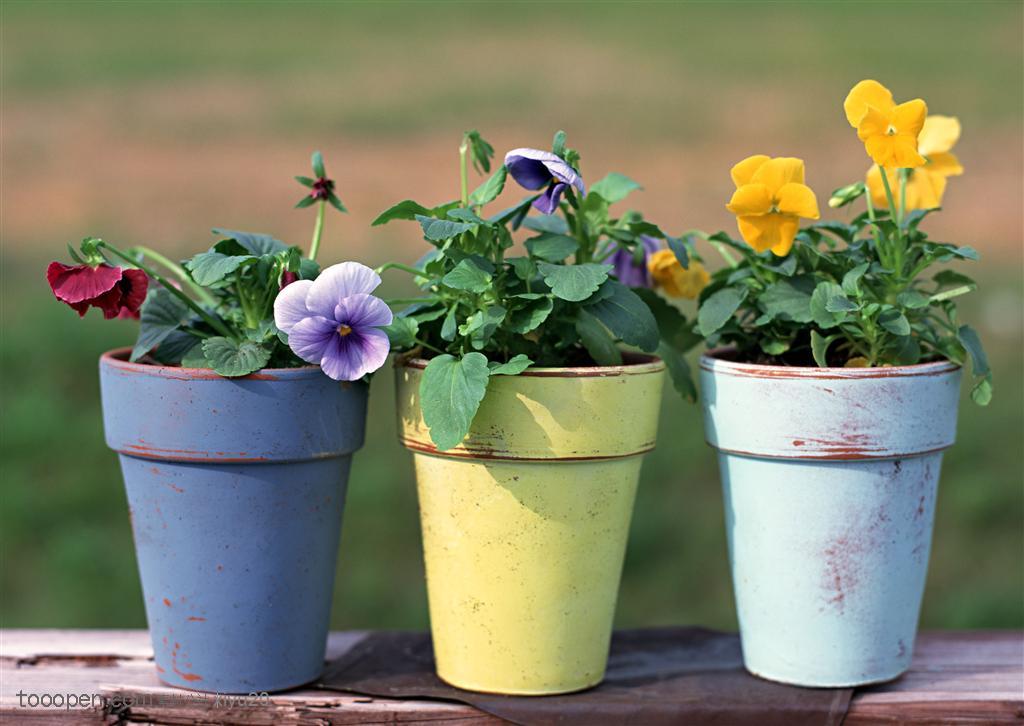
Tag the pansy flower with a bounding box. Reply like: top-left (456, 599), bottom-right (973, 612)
top-left (726, 155), bottom-right (820, 256)
top-left (866, 115), bottom-right (964, 211)
top-left (609, 235), bottom-right (661, 288)
top-left (504, 148), bottom-right (586, 214)
top-left (844, 80), bottom-right (928, 169)
top-left (647, 251), bottom-right (710, 300)
top-left (274, 261), bottom-right (392, 381)
top-left (47, 262), bottom-right (149, 319)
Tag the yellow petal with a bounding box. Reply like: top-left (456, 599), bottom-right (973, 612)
top-left (730, 155), bottom-right (770, 188)
top-left (726, 183), bottom-right (773, 216)
top-left (737, 213), bottom-right (798, 255)
top-left (750, 157), bottom-right (805, 194)
top-left (673, 261), bottom-right (711, 300)
top-left (918, 115), bottom-right (960, 156)
top-left (857, 104), bottom-right (891, 142)
top-left (893, 98), bottom-right (927, 138)
top-left (890, 136), bottom-right (927, 168)
top-left (908, 169), bottom-right (947, 209)
top-left (775, 182), bottom-right (820, 220)
top-left (845, 356), bottom-right (870, 368)
top-left (927, 151), bottom-right (963, 177)
top-left (844, 80), bottom-right (895, 127)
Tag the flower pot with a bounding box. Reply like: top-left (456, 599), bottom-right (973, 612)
top-left (700, 351), bottom-right (962, 687)
top-left (395, 355), bottom-right (665, 695)
top-left (99, 349), bottom-right (367, 693)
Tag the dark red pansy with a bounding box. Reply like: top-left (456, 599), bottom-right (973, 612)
top-left (46, 262), bottom-right (148, 319)
top-left (280, 270), bottom-right (299, 290)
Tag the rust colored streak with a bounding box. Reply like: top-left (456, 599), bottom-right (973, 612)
top-left (170, 641), bottom-right (203, 683)
top-left (162, 598), bottom-right (172, 607)
top-left (155, 665), bottom-right (165, 673)
top-left (711, 442), bottom-right (952, 461)
top-left (821, 537), bottom-right (861, 614)
top-left (399, 437), bottom-right (653, 462)
top-left (120, 443), bottom-right (269, 463)
top-left (186, 616), bottom-right (206, 622)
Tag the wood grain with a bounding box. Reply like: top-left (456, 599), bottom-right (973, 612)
top-left (2, 630), bottom-right (1020, 724)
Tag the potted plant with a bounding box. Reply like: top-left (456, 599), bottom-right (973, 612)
top-left (46, 153), bottom-right (393, 693)
top-left (692, 80), bottom-right (990, 687)
top-left (375, 131), bottom-right (706, 694)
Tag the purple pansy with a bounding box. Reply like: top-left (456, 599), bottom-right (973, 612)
top-left (274, 262), bottom-right (393, 381)
top-left (504, 148), bottom-right (586, 214)
top-left (609, 235), bottom-right (661, 288)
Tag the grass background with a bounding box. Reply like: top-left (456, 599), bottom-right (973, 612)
top-left (1, 1), bottom-right (1021, 632)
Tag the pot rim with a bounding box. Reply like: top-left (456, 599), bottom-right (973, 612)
top-left (100, 347), bottom-right (327, 382)
top-left (398, 352), bottom-right (665, 378)
top-left (700, 347), bottom-right (960, 380)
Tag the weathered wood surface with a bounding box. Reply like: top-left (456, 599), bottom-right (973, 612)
top-left (2, 629), bottom-right (1021, 724)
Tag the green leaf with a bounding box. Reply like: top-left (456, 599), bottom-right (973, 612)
top-left (489, 354), bottom-right (533, 376)
top-left (933, 269), bottom-right (975, 287)
top-left (382, 316), bottom-right (419, 349)
top-left (522, 214), bottom-right (569, 235)
top-left (311, 150), bottom-right (325, 178)
top-left (825, 294), bottom-right (859, 312)
top-left (416, 214), bottom-right (475, 242)
top-left (760, 338), bottom-right (791, 355)
top-left (698, 287), bottom-right (746, 336)
top-left (295, 175), bottom-right (315, 188)
top-left (506, 296), bottom-right (553, 334)
top-left (448, 207), bottom-right (490, 225)
top-left (759, 276), bottom-right (815, 323)
top-left (897, 290), bottom-right (931, 308)
top-left (585, 281), bottom-right (659, 352)
top-left (537, 262), bottom-right (611, 302)
top-left (590, 172), bottom-right (642, 203)
top-left (442, 259), bottom-right (492, 293)
top-left (666, 236), bottom-right (689, 268)
top-left (459, 306), bottom-right (506, 349)
top-left (419, 353), bottom-right (491, 450)
top-left (810, 330), bottom-right (837, 367)
top-left (150, 329), bottom-right (202, 365)
top-left (371, 200), bottom-right (433, 226)
top-left (507, 256), bottom-right (537, 281)
top-left (180, 342), bottom-right (211, 368)
top-left (552, 130), bottom-right (567, 157)
top-left (575, 309), bottom-right (623, 366)
top-left (441, 309), bottom-right (458, 341)
top-left (877, 308), bottom-right (911, 336)
top-left (211, 229), bottom-right (288, 255)
top-left (842, 262), bottom-right (871, 296)
top-left (957, 324), bottom-right (992, 405)
top-left (201, 337), bottom-right (272, 378)
top-left (489, 194), bottom-right (538, 228)
top-left (185, 250), bottom-right (256, 286)
top-left (929, 284), bottom-right (976, 302)
top-left (470, 165), bottom-right (507, 207)
top-left (525, 233), bottom-right (579, 262)
top-left (131, 288), bottom-right (193, 362)
top-left (464, 130), bottom-right (494, 174)
top-left (657, 341), bottom-right (696, 401)
top-left (633, 288), bottom-right (702, 353)
top-left (810, 282), bottom-right (846, 329)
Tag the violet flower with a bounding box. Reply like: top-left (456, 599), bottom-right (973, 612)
top-left (274, 262), bottom-right (392, 381)
top-left (609, 235), bottom-right (661, 288)
top-left (504, 148), bottom-right (585, 214)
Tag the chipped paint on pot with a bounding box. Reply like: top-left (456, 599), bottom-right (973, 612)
top-left (396, 355), bottom-right (665, 695)
top-left (700, 351), bottom-right (962, 688)
top-left (100, 349), bottom-right (367, 693)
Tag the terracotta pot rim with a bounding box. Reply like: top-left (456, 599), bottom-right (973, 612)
top-left (397, 352), bottom-right (665, 378)
top-left (700, 347), bottom-right (959, 380)
top-left (100, 347), bottom-right (329, 382)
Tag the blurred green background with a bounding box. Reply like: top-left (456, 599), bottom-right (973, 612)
top-left (2, 1), bottom-right (1021, 632)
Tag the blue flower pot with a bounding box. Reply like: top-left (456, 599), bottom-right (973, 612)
top-left (99, 349), bottom-right (367, 693)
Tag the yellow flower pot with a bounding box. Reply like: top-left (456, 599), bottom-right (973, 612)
top-left (395, 355), bottom-right (665, 695)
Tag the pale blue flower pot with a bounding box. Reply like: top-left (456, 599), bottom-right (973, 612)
top-left (99, 349), bottom-right (367, 693)
top-left (700, 352), bottom-right (962, 687)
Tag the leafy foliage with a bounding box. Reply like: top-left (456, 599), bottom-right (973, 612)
top-left (379, 130), bottom-right (700, 449)
top-left (695, 204), bottom-right (992, 403)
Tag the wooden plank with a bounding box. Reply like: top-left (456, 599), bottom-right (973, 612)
top-left (2, 629), bottom-right (1020, 724)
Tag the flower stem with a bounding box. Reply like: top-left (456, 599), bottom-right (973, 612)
top-left (308, 201), bottom-right (326, 261)
top-left (133, 245), bottom-right (216, 306)
top-left (415, 337), bottom-right (447, 356)
top-left (375, 262), bottom-right (426, 278)
top-left (98, 242), bottom-right (235, 340)
top-left (898, 170), bottom-right (907, 227)
top-left (459, 138), bottom-right (470, 207)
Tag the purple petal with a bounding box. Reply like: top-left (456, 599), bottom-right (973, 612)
top-left (319, 328), bottom-right (390, 381)
top-left (306, 262), bottom-right (382, 318)
top-left (504, 148), bottom-right (585, 197)
top-left (333, 293), bottom-right (393, 329)
top-left (610, 236), bottom-right (661, 288)
top-left (273, 279), bottom-right (313, 333)
top-left (532, 182), bottom-right (566, 214)
top-left (286, 315), bottom-right (337, 365)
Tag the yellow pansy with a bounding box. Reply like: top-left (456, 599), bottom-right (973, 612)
top-left (647, 250), bottom-right (709, 299)
top-left (725, 155), bottom-right (820, 256)
top-left (844, 80), bottom-right (928, 169)
top-left (865, 115), bottom-right (964, 210)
